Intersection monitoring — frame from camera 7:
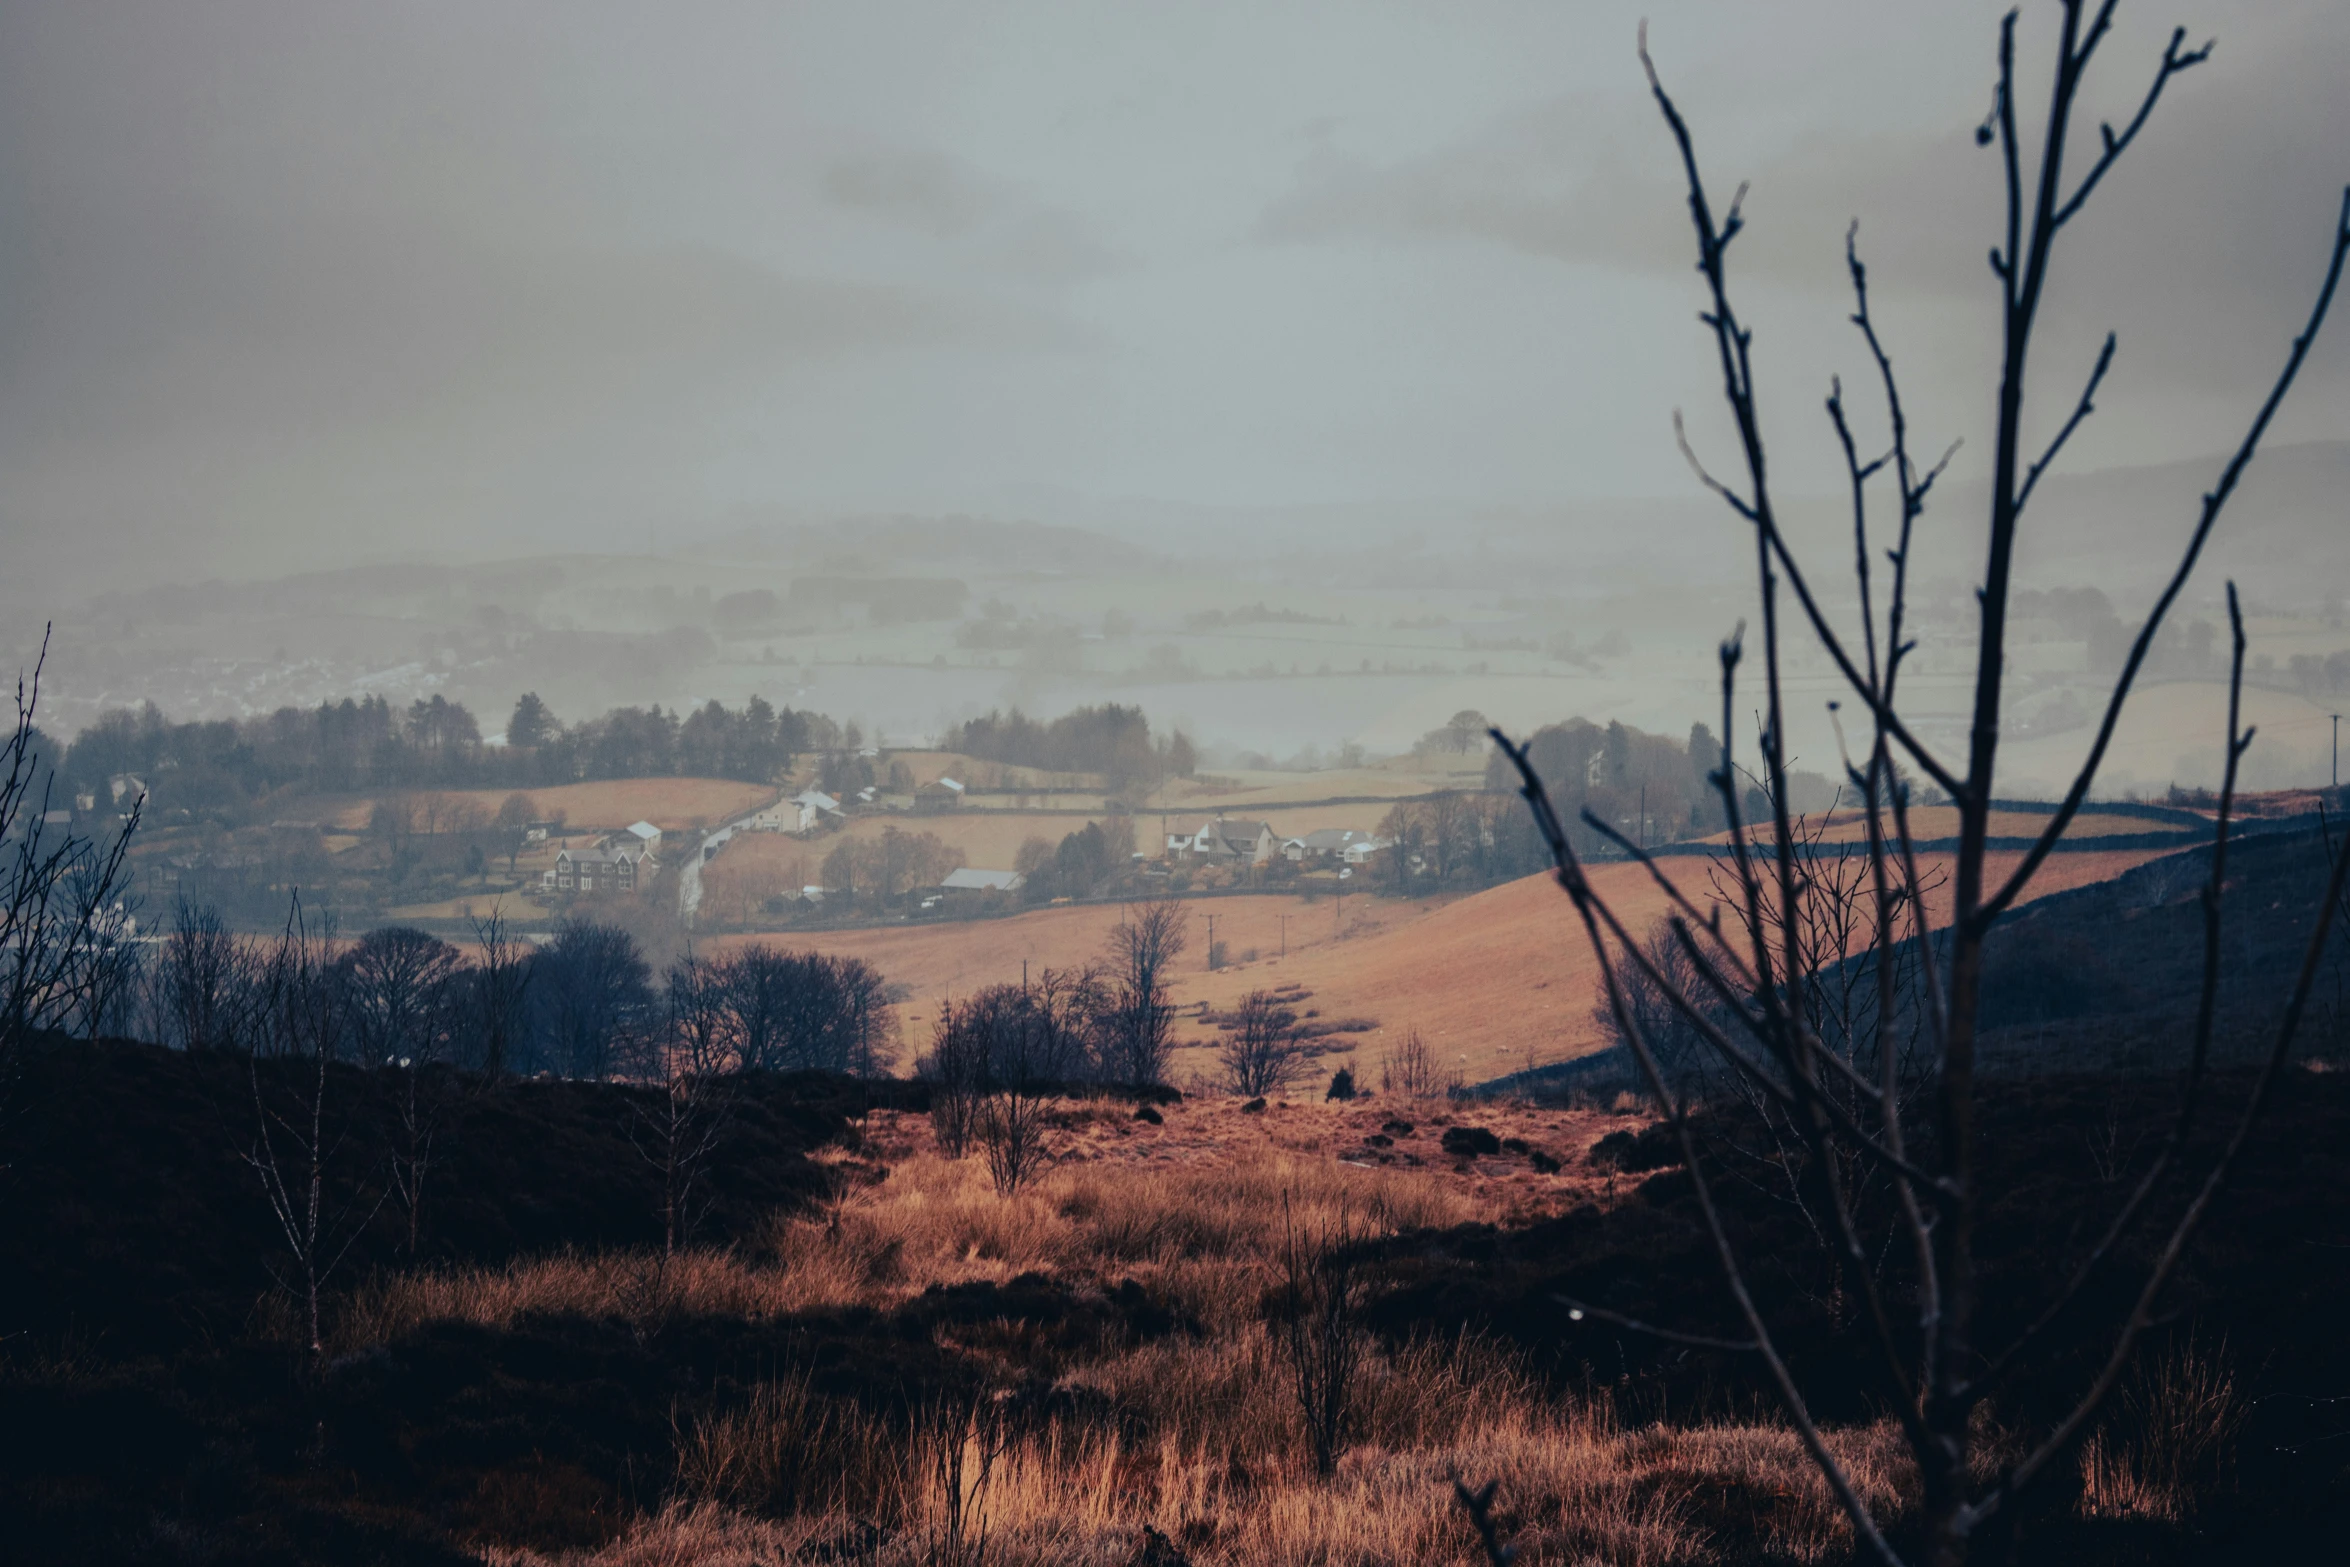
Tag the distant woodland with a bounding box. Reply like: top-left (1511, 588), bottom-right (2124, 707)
top-left (49, 693), bottom-right (837, 827)
top-left (1369, 715), bottom-right (1808, 894)
top-left (939, 703), bottom-right (1194, 789)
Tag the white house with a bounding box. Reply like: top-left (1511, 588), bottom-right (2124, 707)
top-left (1169, 817), bottom-right (1278, 864)
top-left (618, 821), bottom-right (662, 858)
top-left (1283, 827), bottom-right (1375, 863)
top-left (751, 789), bottom-right (845, 834)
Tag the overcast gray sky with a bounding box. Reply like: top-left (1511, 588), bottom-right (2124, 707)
top-left (3, 1), bottom-right (2344, 596)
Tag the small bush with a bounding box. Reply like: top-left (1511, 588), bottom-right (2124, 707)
top-left (1440, 1126), bottom-right (1501, 1158)
top-left (2079, 1338), bottom-right (2247, 1522)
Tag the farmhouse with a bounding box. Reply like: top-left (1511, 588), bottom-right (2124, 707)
top-left (1283, 827), bottom-right (1380, 864)
top-left (1169, 817), bottom-right (1278, 864)
top-left (749, 790), bottom-right (844, 834)
top-left (548, 846), bottom-right (642, 895)
top-left (939, 866), bottom-right (1024, 900)
top-left (913, 777), bottom-right (966, 814)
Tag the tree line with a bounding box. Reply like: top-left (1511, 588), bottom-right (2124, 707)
top-left (53, 691), bottom-right (846, 829)
top-left (1368, 718), bottom-right (1735, 894)
top-left (940, 703), bottom-right (1194, 791)
top-left (138, 903), bottom-right (896, 1082)
top-left (1012, 818), bottom-right (1139, 903)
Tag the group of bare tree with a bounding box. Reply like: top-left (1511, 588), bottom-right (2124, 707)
top-left (916, 898), bottom-right (1190, 1191)
top-left (1215, 990), bottom-right (1316, 1098)
top-left (1, 631), bottom-right (141, 1105)
top-left (617, 944), bottom-right (897, 1248)
top-left (1484, 8), bottom-right (2350, 1564)
top-left (923, 969), bottom-right (1104, 1193)
top-left (1, 613), bottom-right (931, 1343)
top-left (1376, 1028), bottom-right (1443, 1098)
top-left (658, 945), bottom-right (897, 1079)
top-left (819, 827), bottom-right (965, 910)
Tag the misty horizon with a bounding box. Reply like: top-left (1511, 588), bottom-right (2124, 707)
top-left (5, 2), bottom-right (2346, 596)
top-left (6, 2), bottom-right (2350, 796)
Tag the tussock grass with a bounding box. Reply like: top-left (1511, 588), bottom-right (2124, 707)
top-left (338, 1243), bottom-right (878, 1345)
top-left (367, 1127), bottom-right (2248, 1565)
top-left (341, 1144), bottom-right (1476, 1346)
top-left (356, 1144), bottom-right (1919, 1564)
top-left (2077, 1337), bottom-right (2246, 1522)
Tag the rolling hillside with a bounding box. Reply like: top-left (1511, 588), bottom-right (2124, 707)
top-left (735, 845), bottom-right (2182, 1086)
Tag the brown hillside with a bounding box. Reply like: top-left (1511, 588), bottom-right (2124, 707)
top-left (721, 846), bottom-right (2174, 1084)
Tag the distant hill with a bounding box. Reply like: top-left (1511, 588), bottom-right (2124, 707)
top-left (1937, 438), bottom-right (2350, 606)
top-left (696, 513), bottom-right (1166, 575)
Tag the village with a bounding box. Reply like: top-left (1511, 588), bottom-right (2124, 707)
top-left (508, 753), bottom-right (1405, 929)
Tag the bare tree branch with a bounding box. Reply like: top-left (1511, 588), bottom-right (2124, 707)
top-left (2013, 332), bottom-right (2116, 519)
top-left (1967, 584), bottom-right (2252, 1399)
top-left (1984, 189), bottom-right (2350, 923)
top-left (2051, 24), bottom-right (2213, 230)
top-left (1495, 717), bottom-right (1903, 1567)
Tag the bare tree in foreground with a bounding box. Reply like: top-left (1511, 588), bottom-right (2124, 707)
top-left (342, 925), bottom-right (467, 1258)
top-left (632, 950), bottom-right (735, 1254)
top-left (2, 628), bottom-right (141, 1072)
top-left (919, 996), bottom-right (987, 1159)
top-left (245, 894), bottom-right (383, 1359)
top-left (1378, 1026), bottom-right (1439, 1098)
top-left (1483, 10), bottom-right (2350, 1564)
top-left (920, 971), bottom-right (1098, 1190)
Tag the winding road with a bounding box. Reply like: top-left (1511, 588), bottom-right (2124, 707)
top-left (676, 793), bottom-right (781, 928)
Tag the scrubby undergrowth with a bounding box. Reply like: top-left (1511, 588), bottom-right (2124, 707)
top-left (3, 1044), bottom-right (2345, 1564)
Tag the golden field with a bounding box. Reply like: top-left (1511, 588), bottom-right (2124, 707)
top-left (326, 777), bottom-right (776, 833)
top-left (716, 845), bottom-right (2175, 1086)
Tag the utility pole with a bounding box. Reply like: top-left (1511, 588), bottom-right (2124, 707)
top-left (1205, 913), bottom-right (1216, 971)
top-left (1279, 913), bottom-right (1288, 959)
top-left (2334, 714), bottom-right (2341, 788)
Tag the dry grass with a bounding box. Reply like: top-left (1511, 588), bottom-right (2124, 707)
top-left (363, 1125), bottom-right (1943, 1566)
top-left (341, 1139), bottom-right (1478, 1348)
top-left (2077, 1338), bottom-right (2247, 1523)
top-left (490, 1335), bottom-right (1919, 1567)
top-left (374, 1104), bottom-right (2245, 1566)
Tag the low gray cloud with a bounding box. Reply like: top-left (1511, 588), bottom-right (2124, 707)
top-left (1256, 9), bottom-right (2350, 412)
top-left (0, 0), bottom-right (2341, 614)
top-left (825, 149), bottom-right (1124, 283)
